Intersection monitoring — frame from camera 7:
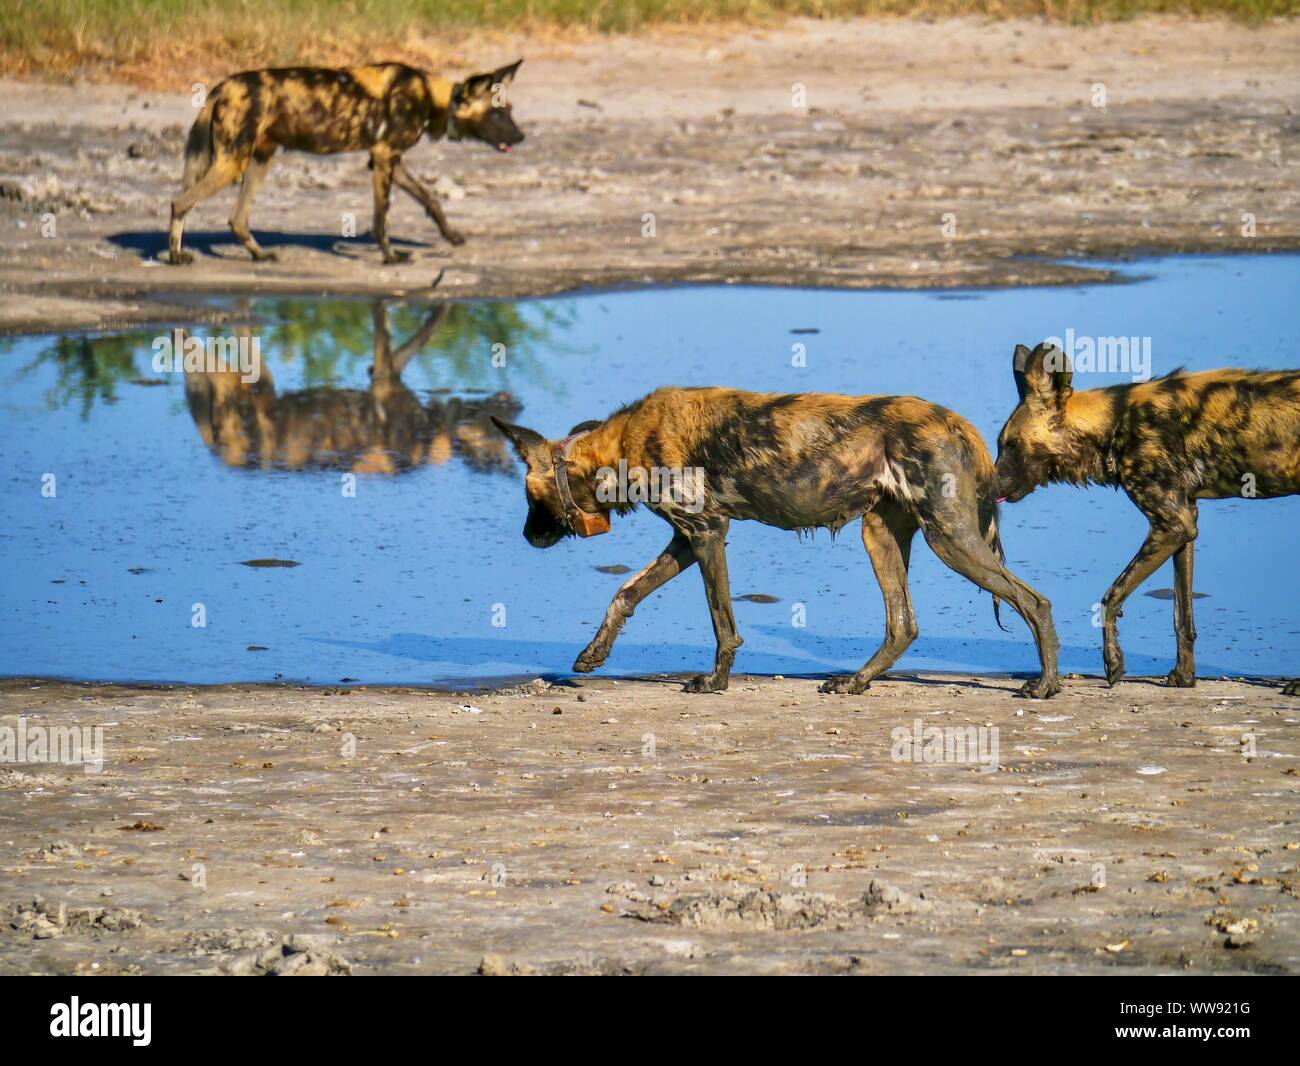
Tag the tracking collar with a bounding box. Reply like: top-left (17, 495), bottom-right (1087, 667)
top-left (551, 432), bottom-right (611, 538)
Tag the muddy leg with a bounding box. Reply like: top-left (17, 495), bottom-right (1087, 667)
top-left (169, 156), bottom-right (243, 265)
top-left (370, 150), bottom-right (407, 264)
top-left (1283, 680), bottom-right (1300, 696)
top-left (923, 519), bottom-right (1060, 699)
top-left (821, 505), bottom-right (919, 695)
top-left (574, 533), bottom-right (696, 673)
top-left (229, 154), bottom-right (277, 261)
top-left (683, 523), bottom-right (742, 693)
top-left (1101, 497), bottom-right (1195, 686)
top-left (394, 162), bottom-right (465, 245)
top-left (1166, 530), bottom-right (1198, 688)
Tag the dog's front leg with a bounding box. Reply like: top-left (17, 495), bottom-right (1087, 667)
top-left (394, 162), bottom-right (465, 246)
top-left (574, 533), bottom-right (696, 673)
top-left (683, 523), bottom-right (742, 693)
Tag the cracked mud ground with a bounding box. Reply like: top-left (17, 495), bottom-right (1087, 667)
top-left (1, 17), bottom-right (1299, 333)
top-left (3, 675), bottom-right (1297, 975)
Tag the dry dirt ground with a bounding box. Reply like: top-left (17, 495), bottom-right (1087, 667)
top-left (2, 674), bottom-right (1298, 975)
top-left (3, 15), bottom-right (1299, 977)
top-left (1, 16), bottom-right (1299, 333)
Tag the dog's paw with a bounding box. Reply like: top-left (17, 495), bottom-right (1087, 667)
top-left (381, 250), bottom-right (412, 265)
top-left (818, 675), bottom-right (869, 695)
top-left (250, 249), bottom-right (278, 262)
top-left (1164, 669), bottom-right (1196, 689)
top-left (1015, 677), bottom-right (1061, 700)
top-left (682, 674), bottom-right (727, 694)
top-left (1282, 679), bottom-right (1300, 697)
top-left (443, 229), bottom-right (466, 246)
top-left (167, 250), bottom-right (194, 266)
top-left (1102, 642), bottom-right (1125, 687)
top-left (572, 652), bottom-right (605, 674)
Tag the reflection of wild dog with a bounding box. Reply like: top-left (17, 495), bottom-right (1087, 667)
top-left (184, 303), bottom-right (520, 474)
top-left (493, 387), bottom-right (1061, 697)
top-left (995, 343), bottom-right (1300, 694)
top-left (169, 59), bottom-right (525, 266)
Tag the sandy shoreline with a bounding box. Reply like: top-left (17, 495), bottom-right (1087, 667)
top-left (3, 672), bottom-right (1297, 975)
top-left (2, 16), bottom-right (1299, 334)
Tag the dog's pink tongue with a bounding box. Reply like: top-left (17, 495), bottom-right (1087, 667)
top-left (499, 143), bottom-right (512, 153)
top-left (996, 497), bottom-right (1008, 504)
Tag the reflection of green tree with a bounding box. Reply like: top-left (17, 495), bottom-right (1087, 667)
top-left (8, 297), bottom-right (577, 417)
top-left (13, 331), bottom-right (155, 419)
top-left (253, 297), bottom-right (575, 392)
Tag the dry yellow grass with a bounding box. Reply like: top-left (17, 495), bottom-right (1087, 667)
top-left (3, 1), bottom-right (1296, 86)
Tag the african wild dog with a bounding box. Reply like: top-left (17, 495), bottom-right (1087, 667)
top-left (995, 343), bottom-right (1300, 695)
top-left (168, 59), bottom-right (524, 266)
top-left (492, 387), bottom-right (1061, 698)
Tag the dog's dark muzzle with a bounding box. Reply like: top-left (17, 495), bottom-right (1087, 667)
top-left (524, 504), bottom-right (568, 549)
top-left (994, 469), bottom-right (1033, 504)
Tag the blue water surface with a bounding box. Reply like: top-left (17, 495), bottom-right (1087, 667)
top-left (0, 254), bottom-right (1296, 685)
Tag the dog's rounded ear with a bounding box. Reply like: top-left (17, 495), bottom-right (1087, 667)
top-left (1035, 341), bottom-right (1073, 401)
top-left (490, 415), bottom-right (547, 462)
top-left (1011, 343), bottom-right (1038, 403)
top-left (461, 72), bottom-right (495, 100)
top-left (493, 58), bottom-right (523, 85)
top-left (568, 419), bottom-right (602, 436)
top-left (1012, 342), bottom-right (1072, 406)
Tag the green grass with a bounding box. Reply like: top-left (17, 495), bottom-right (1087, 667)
top-left (3, 0), bottom-right (1296, 81)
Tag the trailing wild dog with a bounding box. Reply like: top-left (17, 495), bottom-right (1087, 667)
top-left (183, 303), bottom-right (520, 474)
top-left (995, 343), bottom-right (1300, 695)
top-left (169, 59), bottom-right (524, 266)
top-left (492, 387), bottom-right (1061, 698)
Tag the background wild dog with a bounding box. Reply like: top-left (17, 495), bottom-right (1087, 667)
top-left (492, 386), bottom-right (1061, 698)
top-left (995, 343), bottom-right (1300, 695)
top-left (168, 59), bottom-right (524, 266)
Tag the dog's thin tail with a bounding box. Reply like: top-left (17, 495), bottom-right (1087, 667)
top-left (959, 420), bottom-right (1011, 634)
top-left (981, 497), bottom-right (1010, 633)
top-left (181, 98), bottom-right (216, 190)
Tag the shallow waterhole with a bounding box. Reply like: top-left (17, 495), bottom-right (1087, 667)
top-left (1, 254), bottom-right (1295, 685)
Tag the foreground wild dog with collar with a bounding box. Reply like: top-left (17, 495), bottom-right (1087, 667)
top-left (492, 386), bottom-right (1061, 698)
top-left (995, 343), bottom-right (1300, 694)
top-left (168, 59), bottom-right (524, 266)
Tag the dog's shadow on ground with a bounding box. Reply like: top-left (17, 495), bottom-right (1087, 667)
top-left (107, 229), bottom-right (434, 262)
top-left (306, 627), bottom-right (1238, 690)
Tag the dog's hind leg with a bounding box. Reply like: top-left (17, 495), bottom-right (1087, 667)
top-left (1167, 523), bottom-right (1198, 688)
top-left (574, 532), bottom-right (696, 673)
top-left (922, 505), bottom-right (1060, 699)
top-left (393, 162), bottom-right (465, 246)
top-left (683, 523), bottom-right (742, 693)
top-left (821, 503), bottom-right (919, 695)
top-left (370, 148), bottom-right (407, 265)
top-left (1284, 680), bottom-right (1300, 696)
top-left (229, 153), bottom-right (277, 262)
top-left (169, 154), bottom-right (243, 265)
